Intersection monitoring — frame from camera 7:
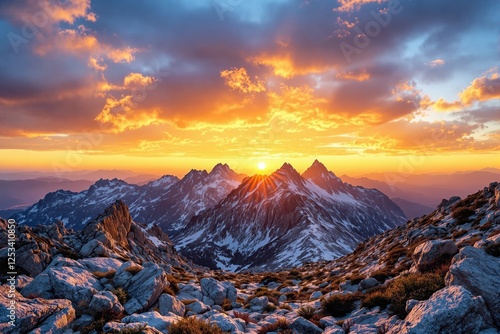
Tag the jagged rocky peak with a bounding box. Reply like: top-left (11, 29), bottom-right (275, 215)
top-left (272, 162), bottom-right (303, 183)
top-left (302, 159), bottom-right (335, 179)
top-left (210, 162), bottom-right (231, 175)
top-left (84, 199), bottom-right (132, 248)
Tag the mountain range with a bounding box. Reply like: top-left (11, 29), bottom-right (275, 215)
top-left (1, 178), bottom-right (498, 333)
top-left (174, 160), bottom-right (406, 271)
top-left (13, 160), bottom-right (406, 271)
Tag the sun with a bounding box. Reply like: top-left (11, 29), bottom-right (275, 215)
top-left (257, 161), bottom-right (266, 171)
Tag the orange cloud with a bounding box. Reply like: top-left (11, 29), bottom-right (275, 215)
top-left (335, 0), bottom-right (388, 12)
top-left (39, 0), bottom-right (96, 24)
top-left (220, 67), bottom-right (265, 93)
top-left (336, 69), bottom-right (371, 81)
top-left (459, 72), bottom-right (500, 106)
top-left (95, 96), bottom-right (165, 133)
top-left (250, 54), bottom-right (326, 79)
top-left (123, 73), bottom-right (156, 88)
top-left (432, 98), bottom-right (462, 111)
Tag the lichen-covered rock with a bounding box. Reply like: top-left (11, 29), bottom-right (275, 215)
top-left (388, 286), bottom-right (493, 334)
top-left (446, 246), bottom-right (500, 326)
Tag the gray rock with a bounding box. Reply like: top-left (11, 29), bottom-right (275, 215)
top-left (114, 261), bottom-right (142, 288)
top-left (15, 275), bottom-right (33, 290)
top-left (121, 311), bottom-right (180, 332)
top-left (122, 262), bottom-right (168, 314)
top-left (21, 265), bottom-right (103, 308)
top-left (80, 239), bottom-right (109, 257)
top-left (388, 286), bottom-right (493, 334)
top-left (309, 291), bottom-right (323, 300)
top-left (103, 321), bottom-right (163, 334)
top-left (78, 257), bottom-right (123, 273)
top-left (412, 239), bottom-right (458, 272)
top-left (279, 295), bottom-right (288, 303)
top-left (185, 300), bottom-right (211, 314)
top-left (405, 299), bottom-right (418, 314)
top-left (89, 291), bottom-right (124, 315)
top-left (319, 316), bottom-right (337, 328)
top-left (0, 286), bottom-right (75, 334)
top-left (249, 296), bottom-right (269, 312)
top-left (124, 298), bottom-right (144, 315)
top-left (358, 277), bottom-right (380, 291)
top-left (446, 246), bottom-right (500, 326)
top-left (200, 277), bottom-right (228, 305)
top-left (206, 312), bottom-right (246, 333)
top-left (289, 316), bottom-right (323, 334)
top-left (323, 326), bottom-right (345, 334)
top-left (158, 293), bottom-right (185, 317)
top-left (178, 283), bottom-right (204, 301)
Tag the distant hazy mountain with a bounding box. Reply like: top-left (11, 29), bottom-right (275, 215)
top-left (174, 160), bottom-right (407, 271)
top-left (341, 169), bottom-right (500, 218)
top-left (13, 164), bottom-right (246, 235)
top-left (0, 178), bottom-right (94, 211)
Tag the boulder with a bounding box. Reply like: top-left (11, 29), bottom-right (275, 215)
top-left (319, 316), bottom-right (337, 328)
top-left (200, 277), bottom-right (236, 305)
top-left (206, 312), bottom-right (246, 333)
top-left (309, 291), bottom-right (323, 300)
top-left (103, 322), bottom-right (163, 334)
top-left (323, 326), bottom-right (345, 334)
top-left (185, 300), bottom-right (211, 314)
top-left (0, 286), bottom-right (75, 334)
top-left (178, 283), bottom-right (204, 301)
top-left (289, 316), bottom-right (323, 334)
top-left (121, 311), bottom-right (181, 332)
top-left (388, 286), bottom-right (493, 334)
top-left (89, 291), bottom-right (124, 315)
top-left (121, 262), bottom-right (169, 314)
top-left (249, 296), bottom-right (269, 312)
top-left (412, 239), bottom-right (458, 272)
top-left (114, 261), bottom-right (143, 288)
top-left (21, 264), bottom-right (103, 308)
top-left (158, 293), bottom-right (185, 317)
top-left (78, 257), bottom-right (123, 273)
top-left (446, 246), bottom-right (500, 326)
top-left (358, 277), bottom-right (380, 291)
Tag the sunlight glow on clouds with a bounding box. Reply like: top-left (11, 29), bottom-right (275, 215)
top-left (0, 0), bottom-right (499, 174)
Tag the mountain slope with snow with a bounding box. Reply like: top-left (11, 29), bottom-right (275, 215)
top-left (174, 160), bottom-right (407, 271)
top-left (13, 164), bottom-right (245, 234)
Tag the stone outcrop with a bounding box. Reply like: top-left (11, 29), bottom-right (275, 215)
top-left (0, 286), bottom-right (75, 334)
top-left (446, 246), bottom-right (500, 326)
top-left (412, 239), bottom-right (458, 272)
top-left (388, 286), bottom-right (493, 334)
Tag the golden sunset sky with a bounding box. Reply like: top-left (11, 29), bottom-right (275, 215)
top-left (0, 0), bottom-right (499, 177)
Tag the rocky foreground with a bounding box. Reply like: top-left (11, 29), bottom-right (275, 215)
top-left (0, 183), bottom-right (499, 333)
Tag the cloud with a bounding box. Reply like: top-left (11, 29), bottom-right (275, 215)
top-left (95, 96), bottom-right (165, 133)
top-left (335, 0), bottom-right (388, 12)
top-left (427, 59), bottom-right (445, 67)
top-left (459, 72), bottom-right (500, 106)
top-left (220, 67), bottom-right (265, 93)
